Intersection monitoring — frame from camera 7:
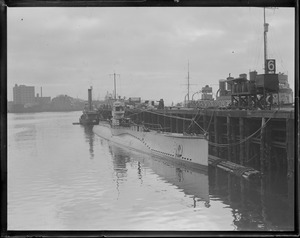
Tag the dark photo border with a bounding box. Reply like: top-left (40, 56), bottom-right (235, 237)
top-left (1, 0), bottom-right (299, 237)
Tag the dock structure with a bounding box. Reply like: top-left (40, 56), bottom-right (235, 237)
top-left (122, 107), bottom-right (295, 179)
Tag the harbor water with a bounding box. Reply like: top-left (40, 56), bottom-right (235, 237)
top-left (7, 112), bottom-right (294, 231)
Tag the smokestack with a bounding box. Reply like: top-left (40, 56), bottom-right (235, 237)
top-left (88, 87), bottom-right (92, 111)
top-left (41, 87), bottom-right (42, 97)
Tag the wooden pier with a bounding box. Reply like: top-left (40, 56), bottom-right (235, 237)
top-left (123, 107), bottom-right (295, 178)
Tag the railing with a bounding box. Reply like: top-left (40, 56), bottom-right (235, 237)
top-left (142, 122), bottom-right (163, 131)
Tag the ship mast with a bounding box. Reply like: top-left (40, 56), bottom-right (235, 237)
top-left (263, 7), bottom-right (269, 74)
top-left (187, 60), bottom-right (190, 102)
top-left (110, 72), bottom-right (120, 100)
top-left (114, 73), bottom-right (117, 99)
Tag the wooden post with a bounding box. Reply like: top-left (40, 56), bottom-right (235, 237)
top-left (239, 117), bottom-right (245, 165)
top-left (232, 118), bottom-right (237, 163)
top-left (215, 166), bottom-right (220, 192)
top-left (183, 114), bottom-right (186, 133)
top-left (260, 175), bottom-right (268, 226)
top-left (145, 111), bottom-right (148, 124)
top-left (286, 118), bottom-right (294, 177)
top-left (260, 117), bottom-right (266, 175)
top-left (273, 148), bottom-right (280, 174)
top-left (245, 119), bottom-right (250, 165)
top-left (227, 116), bottom-right (231, 161)
top-left (240, 179), bottom-right (246, 211)
top-left (137, 111), bottom-right (140, 123)
top-left (150, 110), bottom-right (153, 125)
top-left (170, 113), bottom-right (173, 133)
top-left (133, 111), bottom-right (137, 123)
top-left (227, 173), bottom-right (232, 204)
top-left (265, 122), bottom-right (272, 175)
top-left (176, 114), bottom-right (179, 133)
top-left (163, 111), bottom-right (166, 132)
top-left (214, 114), bottom-right (219, 157)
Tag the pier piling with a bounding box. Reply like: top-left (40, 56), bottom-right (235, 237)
top-left (260, 117), bottom-right (266, 174)
top-left (286, 118), bottom-right (294, 177)
top-left (214, 113), bottom-right (219, 157)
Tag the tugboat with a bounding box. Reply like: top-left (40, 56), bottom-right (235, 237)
top-left (79, 87), bottom-right (100, 126)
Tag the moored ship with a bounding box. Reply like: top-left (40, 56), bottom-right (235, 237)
top-left (79, 110), bottom-right (99, 125)
top-left (79, 87), bottom-right (100, 126)
top-left (93, 100), bottom-right (208, 169)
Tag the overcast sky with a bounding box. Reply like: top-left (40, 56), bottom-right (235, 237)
top-left (7, 7), bottom-right (295, 105)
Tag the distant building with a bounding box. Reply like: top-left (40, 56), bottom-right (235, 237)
top-left (35, 93), bottom-right (51, 104)
top-left (50, 95), bottom-right (82, 111)
top-left (9, 84), bottom-right (84, 112)
top-left (13, 84), bottom-right (35, 105)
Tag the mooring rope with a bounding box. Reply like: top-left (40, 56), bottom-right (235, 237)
top-left (205, 109), bottom-right (215, 133)
top-left (186, 109), bottom-right (203, 133)
top-left (207, 108), bottom-right (280, 147)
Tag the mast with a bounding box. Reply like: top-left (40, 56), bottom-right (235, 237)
top-left (187, 60), bottom-right (190, 102)
top-left (263, 7), bottom-right (269, 74)
top-left (114, 73), bottom-right (116, 99)
top-left (110, 72), bottom-right (120, 100)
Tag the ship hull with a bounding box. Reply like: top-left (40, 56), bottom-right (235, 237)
top-left (93, 122), bottom-right (208, 169)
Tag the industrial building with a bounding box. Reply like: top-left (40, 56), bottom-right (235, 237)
top-left (216, 71), bottom-right (293, 109)
top-left (13, 84), bottom-right (35, 106)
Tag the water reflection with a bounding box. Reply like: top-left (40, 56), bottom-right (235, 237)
top-left (109, 145), bottom-right (129, 174)
top-left (11, 122), bottom-right (38, 157)
top-left (83, 126), bottom-right (94, 159)
top-left (137, 161), bottom-right (143, 183)
top-left (208, 167), bottom-right (294, 231)
top-left (13, 124), bottom-right (37, 142)
top-left (107, 142), bottom-right (210, 207)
